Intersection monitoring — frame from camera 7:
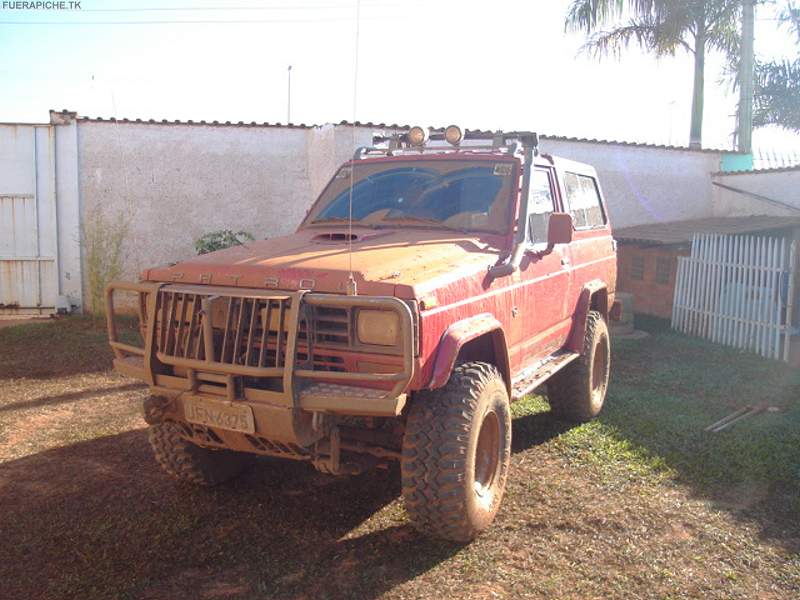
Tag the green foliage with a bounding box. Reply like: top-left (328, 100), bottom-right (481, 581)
top-left (82, 207), bottom-right (129, 315)
top-left (753, 2), bottom-right (800, 131)
top-left (194, 229), bottom-right (255, 255)
top-left (565, 0), bottom-right (742, 147)
top-left (565, 1), bottom-right (740, 59)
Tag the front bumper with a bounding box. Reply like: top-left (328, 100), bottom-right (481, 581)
top-left (105, 281), bottom-right (415, 447)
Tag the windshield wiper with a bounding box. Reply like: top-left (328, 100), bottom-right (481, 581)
top-left (381, 215), bottom-right (446, 226)
top-left (379, 214), bottom-right (466, 233)
top-left (311, 217), bottom-right (375, 228)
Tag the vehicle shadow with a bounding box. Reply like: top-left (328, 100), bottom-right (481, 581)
top-left (511, 407), bottom-right (574, 454)
top-left (0, 429), bottom-right (460, 600)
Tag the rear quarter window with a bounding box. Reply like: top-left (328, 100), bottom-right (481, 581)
top-left (563, 172), bottom-right (606, 229)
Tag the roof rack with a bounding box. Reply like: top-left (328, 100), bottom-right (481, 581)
top-left (354, 129), bottom-right (538, 160)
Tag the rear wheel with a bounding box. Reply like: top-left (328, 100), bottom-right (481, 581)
top-left (149, 421), bottom-right (249, 486)
top-left (548, 310), bottom-right (610, 422)
top-left (401, 362), bottom-right (511, 542)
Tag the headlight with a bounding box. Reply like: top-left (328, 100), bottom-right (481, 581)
top-left (357, 309), bottom-right (400, 346)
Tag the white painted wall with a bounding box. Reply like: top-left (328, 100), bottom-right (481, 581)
top-left (79, 121), bottom-right (315, 282)
top-left (711, 168), bottom-right (800, 217)
top-left (11, 115), bottom-right (795, 315)
top-left (54, 119), bottom-right (83, 307)
top-left (77, 120), bottom-right (385, 285)
top-left (75, 120), bottom-right (729, 283)
top-left (539, 137), bottom-right (723, 229)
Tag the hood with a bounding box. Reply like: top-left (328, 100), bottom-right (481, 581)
top-left (143, 227), bottom-right (505, 299)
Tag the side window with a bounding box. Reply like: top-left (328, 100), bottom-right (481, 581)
top-left (528, 168), bottom-right (555, 245)
top-left (563, 172), bottom-right (606, 228)
top-left (631, 255), bottom-right (645, 280)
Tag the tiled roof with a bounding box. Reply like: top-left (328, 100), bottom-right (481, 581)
top-left (56, 109), bottom-right (736, 154)
top-left (614, 215), bottom-right (800, 245)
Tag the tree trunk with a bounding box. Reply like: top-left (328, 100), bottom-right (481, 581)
top-left (737, 0), bottom-right (755, 153)
top-left (689, 29), bottom-right (706, 149)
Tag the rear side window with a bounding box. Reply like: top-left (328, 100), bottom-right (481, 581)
top-left (563, 172), bottom-right (606, 228)
top-left (528, 168), bottom-right (555, 245)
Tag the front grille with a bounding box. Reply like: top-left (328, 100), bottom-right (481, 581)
top-left (311, 306), bottom-right (352, 347)
top-left (155, 290), bottom-right (294, 368)
top-left (154, 289), bottom-right (358, 372)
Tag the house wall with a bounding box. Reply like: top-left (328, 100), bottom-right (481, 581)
top-left (616, 243), bottom-right (690, 319)
top-left (712, 168), bottom-right (800, 218)
top-left (540, 138), bottom-right (722, 228)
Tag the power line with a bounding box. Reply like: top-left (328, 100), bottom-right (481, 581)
top-left (0, 15), bottom-right (392, 25)
top-left (78, 2), bottom-right (397, 11)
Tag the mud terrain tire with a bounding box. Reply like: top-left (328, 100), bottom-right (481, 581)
top-left (149, 422), bottom-right (249, 486)
top-left (547, 310), bottom-right (610, 422)
top-left (401, 362), bottom-right (511, 542)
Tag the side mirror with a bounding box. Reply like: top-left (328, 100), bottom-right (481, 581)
top-left (547, 212), bottom-right (573, 246)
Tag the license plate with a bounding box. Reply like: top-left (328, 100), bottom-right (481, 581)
top-left (184, 397), bottom-right (255, 434)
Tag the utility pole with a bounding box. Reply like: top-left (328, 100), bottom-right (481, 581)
top-left (287, 65), bottom-right (292, 124)
top-left (737, 0), bottom-right (755, 153)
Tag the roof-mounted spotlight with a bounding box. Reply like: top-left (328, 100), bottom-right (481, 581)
top-left (444, 125), bottom-right (463, 146)
top-left (407, 126), bottom-right (428, 147)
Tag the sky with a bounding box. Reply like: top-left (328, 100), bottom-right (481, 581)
top-left (0, 0), bottom-right (797, 154)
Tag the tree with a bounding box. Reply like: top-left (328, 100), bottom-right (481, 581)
top-left (753, 2), bottom-right (800, 131)
top-left (566, 0), bottom-right (740, 149)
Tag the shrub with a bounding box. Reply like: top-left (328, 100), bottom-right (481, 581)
top-left (82, 207), bottom-right (129, 315)
top-left (194, 230), bottom-right (255, 255)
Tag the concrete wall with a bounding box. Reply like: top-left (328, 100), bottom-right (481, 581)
top-left (79, 121), bottom-right (318, 281)
top-left (76, 120), bottom-right (385, 283)
top-left (74, 120), bottom-right (730, 283)
top-left (711, 168), bottom-right (800, 217)
top-left (539, 138), bottom-right (723, 229)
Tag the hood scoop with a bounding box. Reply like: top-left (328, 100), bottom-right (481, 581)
top-left (311, 231), bottom-right (390, 245)
top-left (313, 232), bottom-right (359, 243)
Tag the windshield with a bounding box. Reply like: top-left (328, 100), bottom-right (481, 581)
top-left (305, 160), bottom-right (516, 234)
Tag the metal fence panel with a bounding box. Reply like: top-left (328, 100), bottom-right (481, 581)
top-left (672, 233), bottom-right (798, 362)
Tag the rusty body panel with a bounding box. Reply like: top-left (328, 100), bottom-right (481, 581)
top-left (106, 134), bottom-right (616, 476)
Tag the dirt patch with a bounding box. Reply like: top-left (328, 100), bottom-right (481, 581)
top-left (0, 318), bottom-right (798, 599)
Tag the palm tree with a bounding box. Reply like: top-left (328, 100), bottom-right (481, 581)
top-left (566, 0), bottom-right (740, 149)
top-left (753, 2), bottom-right (800, 131)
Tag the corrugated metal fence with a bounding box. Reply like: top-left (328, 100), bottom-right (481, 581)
top-left (672, 233), bottom-right (798, 361)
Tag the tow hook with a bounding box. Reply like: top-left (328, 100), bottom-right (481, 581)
top-left (312, 426), bottom-right (376, 476)
top-left (142, 395), bottom-right (173, 425)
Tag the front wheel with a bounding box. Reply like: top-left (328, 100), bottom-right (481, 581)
top-left (401, 362), bottom-right (511, 542)
top-left (547, 310), bottom-right (610, 422)
top-left (149, 422), bottom-right (250, 486)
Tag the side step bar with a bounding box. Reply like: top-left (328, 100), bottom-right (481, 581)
top-left (511, 351), bottom-right (580, 400)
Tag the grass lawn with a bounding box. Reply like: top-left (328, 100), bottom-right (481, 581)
top-left (0, 315), bottom-right (798, 599)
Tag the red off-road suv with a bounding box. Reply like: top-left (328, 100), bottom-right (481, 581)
top-left (106, 127), bottom-right (617, 541)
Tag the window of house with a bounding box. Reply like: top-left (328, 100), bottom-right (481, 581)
top-left (631, 255), bottom-right (645, 280)
top-left (528, 168), bottom-right (556, 246)
top-left (563, 172), bottom-right (606, 228)
top-left (656, 256), bottom-right (672, 284)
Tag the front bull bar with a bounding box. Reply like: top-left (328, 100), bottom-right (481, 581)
top-left (105, 281), bottom-right (416, 425)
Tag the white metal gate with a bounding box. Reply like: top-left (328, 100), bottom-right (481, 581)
top-left (672, 233), bottom-right (798, 361)
top-left (0, 125), bottom-right (60, 315)
top-left (0, 194), bottom-right (58, 314)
